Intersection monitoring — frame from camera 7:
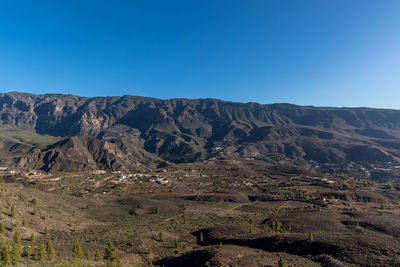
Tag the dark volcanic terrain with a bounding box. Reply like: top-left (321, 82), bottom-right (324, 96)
top-left (1, 91), bottom-right (400, 172)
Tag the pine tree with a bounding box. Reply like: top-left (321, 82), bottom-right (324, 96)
top-left (174, 239), bottom-right (181, 254)
top-left (388, 183), bottom-right (395, 191)
top-left (46, 240), bottom-right (55, 260)
top-left (85, 250), bottom-right (91, 260)
top-left (1, 243), bottom-right (11, 265)
top-left (22, 219), bottom-right (27, 227)
top-left (22, 246), bottom-right (33, 259)
top-left (9, 232), bottom-right (22, 265)
top-left (104, 241), bottom-right (118, 262)
top-left (44, 227), bottom-right (49, 237)
top-left (94, 250), bottom-right (101, 261)
top-left (307, 231), bottom-right (313, 241)
top-left (36, 242), bottom-right (45, 262)
top-left (159, 231), bottom-right (164, 242)
top-left (199, 232), bottom-right (204, 243)
top-left (13, 232), bottom-right (21, 244)
top-left (11, 241), bottom-right (22, 265)
top-left (10, 206), bottom-right (15, 218)
top-left (278, 256), bottom-right (287, 267)
top-left (72, 241), bottom-right (83, 259)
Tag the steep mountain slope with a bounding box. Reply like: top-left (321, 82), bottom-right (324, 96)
top-left (1, 91), bottom-right (400, 170)
top-left (14, 136), bottom-right (160, 172)
top-left (0, 126), bottom-right (60, 166)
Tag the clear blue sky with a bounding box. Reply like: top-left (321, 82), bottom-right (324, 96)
top-left (0, 0), bottom-right (399, 108)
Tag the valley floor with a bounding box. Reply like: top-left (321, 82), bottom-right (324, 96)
top-left (0, 160), bottom-right (400, 266)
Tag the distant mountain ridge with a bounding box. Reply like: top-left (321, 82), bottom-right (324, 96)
top-left (1, 91), bottom-right (400, 171)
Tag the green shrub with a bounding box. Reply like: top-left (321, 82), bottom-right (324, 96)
top-left (46, 240), bottom-right (55, 260)
top-left (159, 232), bottom-right (165, 242)
top-left (36, 242), bottom-right (45, 262)
top-left (263, 219), bottom-right (285, 233)
top-left (72, 241), bottom-right (83, 259)
top-left (1, 243), bottom-right (11, 265)
top-left (104, 241), bottom-right (118, 262)
top-left (278, 256), bottom-right (287, 267)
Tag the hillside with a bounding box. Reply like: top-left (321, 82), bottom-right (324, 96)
top-left (1, 91), bottom-right (400, 171)
top-left (1, 159), bottom-right (400, 266)
top-left (0, 126), bottom-right (60, 167)
top-left (1, 92), bottom-right (400, 266)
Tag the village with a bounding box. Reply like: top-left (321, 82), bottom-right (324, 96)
top-left (0, 158), bottom-right (399, 266)
top-left (0, 159), bottom-right (353, 211)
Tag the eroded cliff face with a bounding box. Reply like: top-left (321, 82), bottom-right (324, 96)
top-left (1, 91), bottom-right (400, 171)
top-left (0, 92), bottom-right (86, 135)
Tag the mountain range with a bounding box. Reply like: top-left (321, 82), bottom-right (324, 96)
top-left (1, 91), bottom-right (400, 171)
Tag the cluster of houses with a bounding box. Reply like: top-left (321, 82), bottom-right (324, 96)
top-left (115, 173), bottom-right (146, 183)
top-left (0, 167), bottom-right (16, 175)
top-left (149, 177), bottom-right (170, 185)
top-left (0, 167), bottom-right (15, 175)
top-left (95, 171), bottom-right (170, 185)
top-left (92, 170), bottom-right (170, 185)
top-left (322, 196), bottom-right (338, 204)
top-left (228, 180), bottom-right (253, 188)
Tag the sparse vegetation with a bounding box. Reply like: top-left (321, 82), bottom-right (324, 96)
top-left (10, 205), bottom-right (15, 218)
top-left (36, 242), bottom-right (45, 262)
top-left (264, 219), bottom-right (285, 233)
top-left (72, 241), bottom-right (83, 259)
top-left (0, 156), bottom-right (397, 266)
top-left (278, 256), bottom-right (287, 267)
top-left (104, 241), bottom-right (118, 262)
top-left (46, 240), bottom-right (55, 260)
top-left (307, 231), bottom-right (314, 241)
top-left (159, 231), bottom-right (165, 242)
top-left (85, 250), bottom-right (91, 260)
top-left (94, 250), bottom-right (102, 261)
top-left (199, 232), bottom-right (204, 243)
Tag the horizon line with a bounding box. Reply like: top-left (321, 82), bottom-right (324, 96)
top-left (1, 90), bottom-right (399, 111)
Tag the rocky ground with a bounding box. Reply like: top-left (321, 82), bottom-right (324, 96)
top-left (0, 160), bottom-right (399, 266)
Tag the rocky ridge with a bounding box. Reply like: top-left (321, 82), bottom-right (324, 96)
top-left (1, 91), bottom-right (400, 171)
